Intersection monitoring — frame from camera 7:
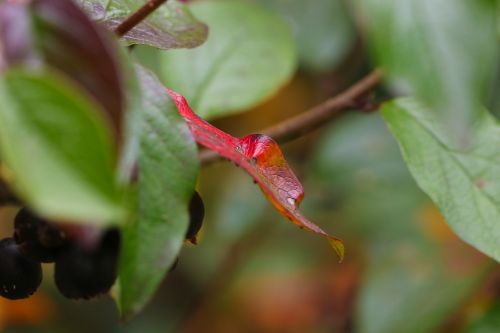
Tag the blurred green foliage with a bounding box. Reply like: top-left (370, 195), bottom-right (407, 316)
top-left (357, 0), bottom-right (498, 143)
top-left (0, 0), bottom-right (499, 332)
top-left (158, 0), bottom-right (297, 119)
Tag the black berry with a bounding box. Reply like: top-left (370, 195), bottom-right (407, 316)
top-left (54, 228), bottom-right (120, 299)
top-left (14, 208), bottom-right (65, 263)
top-left (185, 191), bottom-right (205, 244)
top-left (0, 238), bottom-right (42, 300)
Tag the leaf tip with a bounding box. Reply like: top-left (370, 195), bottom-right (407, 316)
top-left (328, 237), bottom-right (345, 263)
top-left (118, 303), bottom-right (141, 323)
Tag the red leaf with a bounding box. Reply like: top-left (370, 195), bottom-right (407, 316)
top-left (167, 89), bottom-right (344, 261)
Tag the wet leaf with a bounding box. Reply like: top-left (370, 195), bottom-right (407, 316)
top-left (168, 90), bottom-right (343, 260)
top-left (382, 98), bottom-right (500, 262)
top-left (117, 66), bottom-right (198, 320)
top-left (77, 0), bottom-right (208, 49)
top-left (160, 0), bottom-right (297, 119)
top-left (0, 69), bottom-right (124, 224)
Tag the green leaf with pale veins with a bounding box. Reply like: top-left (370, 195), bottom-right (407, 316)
top-left (116, 65), bottom-right (198, 320)
top-left (310, 113), bottom-right (493, 333)
top-left (358, 0), bottom-right (498, 142)
top-left (0, 69), bottom-right (125, 224)
top-left (77, 0), bottom-right (208, 49)
top-left (381, 97), bottom-right (500, 262)
top-left (159, 0), bottom-right (297, 119)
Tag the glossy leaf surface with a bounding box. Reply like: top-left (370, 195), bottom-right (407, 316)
top-left (117, 67), bottom-right (198, 319)
top-left (168, 89), bottom-right (343, 260)
top-left (78, 0), bottom-right (208, 49)
top-left (0, 69), bottom-right (124, 224)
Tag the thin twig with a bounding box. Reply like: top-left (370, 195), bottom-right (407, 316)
top-left (114, 0), bottom-right (168, 37)
top-left (200, 69), bottom-right (383, 166)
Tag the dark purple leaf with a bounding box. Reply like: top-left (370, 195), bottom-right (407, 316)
top-left (77, 0), bottom-right (208, 50)
top-left (31, 0), bottom-right (124, 141)
top-left (0, 1), bottom-right (36, 70)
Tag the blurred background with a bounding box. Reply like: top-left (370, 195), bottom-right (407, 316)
top-left (0, 0), bottom-right (499, 332)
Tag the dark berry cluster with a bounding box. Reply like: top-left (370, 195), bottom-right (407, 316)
top-left (0, 208), bottom-right (120, 300)
top-left (0, 190), bottom-right (204, 300)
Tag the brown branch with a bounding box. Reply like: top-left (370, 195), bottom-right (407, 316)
top-left (114, 0), bottom-right (168, 37)
top-left (200, 69), bottom-right (383, 166)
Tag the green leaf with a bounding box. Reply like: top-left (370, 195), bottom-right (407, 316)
top-left (357, 238), bottom-right (491, 333)
top-left (255, 0), bottom-right (356, 73)
top-left (117, 66), bottom-right (198, 320)
top-left (31, 0), bottom-right (125, 140)
top-left (1, 0), bottom-right (130, 145)
top-left (381, 98), bottom-right (500, 262)
top-left (0, 69), bottom-right (124, 224)
top-left (114, 47), bottom-right (143, 183)
top-left (159, 0), bottom-right (297, 119)
top-left (309, 113), bottom-right (493, 333)
top-left (357, 0), bottom-right (498, 141)
top-left (77, 0), bottom-right (208, 50)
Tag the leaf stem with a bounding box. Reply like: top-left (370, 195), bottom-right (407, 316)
top-left (114, 0), bottom-right (168, 37)
top-left (200, 69), bottom-right (383, 165)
